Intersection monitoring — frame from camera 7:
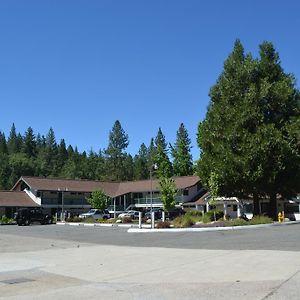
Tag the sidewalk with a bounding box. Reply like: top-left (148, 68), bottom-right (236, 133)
top-left (56, 220), bottom-right (300, 232)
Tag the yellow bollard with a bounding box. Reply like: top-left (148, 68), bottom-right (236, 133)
top-left (278, 211), bottom-right (282, 223)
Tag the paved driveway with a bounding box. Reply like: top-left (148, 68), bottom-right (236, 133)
top-left (1, 224), bottom-right (300, 299)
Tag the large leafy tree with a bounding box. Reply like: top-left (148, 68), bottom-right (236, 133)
top-left (86, 189), bottom-right (109, 210)
top-left (159, 177), bottom-right (177, 212)
top-left (171, 123), bottom-right (193, 176)
top-left (197, 40), bottom-right (300, 219)
top-left (105, 120), bottom-right (129, 181)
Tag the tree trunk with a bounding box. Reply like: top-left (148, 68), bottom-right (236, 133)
top-left (253, 192), bottom-right (260, 216)
top-left (268, 193), bottom-right (277, 220)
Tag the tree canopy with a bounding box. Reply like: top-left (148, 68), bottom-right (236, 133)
top-left (197, 39), bottom-right (300, 219)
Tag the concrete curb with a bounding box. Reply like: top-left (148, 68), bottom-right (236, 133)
top-left (127, 220), bottom-right (300, 233)
top-left (56, 222), bottom-right (151, 229)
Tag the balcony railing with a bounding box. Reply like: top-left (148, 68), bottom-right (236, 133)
top-left (134, 196), bottom-right (182, 206)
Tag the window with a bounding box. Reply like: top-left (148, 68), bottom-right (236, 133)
top-left (183, 189), bottom-right (189, 196)
top-left (233, 205), bottom-right (237, 212)
top-left (70, 192), bottom-right (77, 195)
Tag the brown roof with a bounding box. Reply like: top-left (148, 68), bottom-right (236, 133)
top-left (0, 191), bottom-right (39, 207)
top-left (13, 175), bottom-right (201, 198)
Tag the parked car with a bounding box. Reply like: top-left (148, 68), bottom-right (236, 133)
top-left (79, 209), bottom-right (110, 220)
top-left (118, 210), bottom-right (140, 219)
top-left (107, 205), bottom-right (125, 217)
top-left (168, 207), bottom-right (186, 219)
top-left (14, 208), bottom-right (52, 226)
top-left (144, 208), bottom-right (163, 220)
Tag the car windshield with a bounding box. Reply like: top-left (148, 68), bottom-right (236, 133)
top-left (88, 209), bottom-right (97, 214)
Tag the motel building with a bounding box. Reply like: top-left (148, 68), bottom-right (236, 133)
top-left (0, 175), bottom-right (299, 221)
top-left (0, 175), bottom-right (203, 218)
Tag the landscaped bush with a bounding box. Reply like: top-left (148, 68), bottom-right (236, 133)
top-left (205, 210), bottom-right (224, 221)
top-left (172, 214), bottom-right (195, 228)
top-left (225, 218), bottom-right (248, 227)
top-left (121, 217), bottom-right (132, 223)
top-left (0, 215), bottom-right (14, 224)
top-left (201, 214), bottom-right (212, 224)
top-left (185, 210), bottom-right (203, 217)
top-left (156, 221), bottom-right (171, 228)
top-left (249, 215), bottom-right (273, 225)
top-left (83, 217), bottom-right (95, 223)
top-left (66, 216), bottom-right (82, 222)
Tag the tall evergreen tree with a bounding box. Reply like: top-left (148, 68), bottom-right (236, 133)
top-left (171, 123), bottom-right (193, 176)
top-left (0, 132), bottom-right (8, 154)
top-left (7, 123), bottom-right (22, 154)
top-left (0, 153), bottom-right (10, 189)
top-left (154, 128), bottom-right (172, 178)
top-left (105, 120), bottom-right (129, 181)
top-left (134, 143), bottom-right (149, 180)
top-left (22, 127), bottom-right (36, 157)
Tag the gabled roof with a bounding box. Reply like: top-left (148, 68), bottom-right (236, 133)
top-left (13, 176), bottom-right (120, 198)
top-left (0, 191), bottom-right (39, 207)
top-left (12, 175), bottom-right (201, 198)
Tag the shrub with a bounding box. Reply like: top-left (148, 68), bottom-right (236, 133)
top-left (225, 218), bottom-right (248, 227)
top-left (83, 217), bottom-right (95, 223)
top-left (172, 214), bottom-right (195, 228)
top-left (121, 217), bottom-right (132, 223)
top-left (205, 210), bottom-right (224, 221)
top-left (66, 216), bottom-right (82, 223)
top-left (249, 215), bottom-right (273, 225)
top-left (185, 210), bottom-right (203, 217)
top-left (0, 216), bottom-right (14, 224)
top-left (156, 221), bottom-right (171, 228)
top-left (201, 214), bottom-right (212, 224)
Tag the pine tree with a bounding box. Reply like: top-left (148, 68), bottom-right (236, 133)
top-left (171, 123), bottom-right (193, 176)
top-left (0, 132), bottom-right (8, 154)
top-left (7, 123), bottom-right (22, 154)
top-left (134, 143), bottom-right (149, 180)
top-left (154, 128), bottom-right (172, 178)
top-left (22, 127), bottom-right (37, 157)
top-left (105, 120), bottom-right (129, 181)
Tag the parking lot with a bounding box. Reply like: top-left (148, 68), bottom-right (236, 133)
top-left (1, 224), bottom-right (300, 299)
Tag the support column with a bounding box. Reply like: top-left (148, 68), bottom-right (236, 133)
top-left (237, 202), bottom-right (241, 218)
top-left (223, 202), bottom-right (228, 219)
top-left (138, 212), bottom-right (142, 229)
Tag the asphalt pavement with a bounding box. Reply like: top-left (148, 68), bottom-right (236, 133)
top-left (1, 224), bottom-right (300, 299)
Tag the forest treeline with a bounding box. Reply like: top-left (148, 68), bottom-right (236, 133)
top-left (0, 121), bottom-right (194, 190)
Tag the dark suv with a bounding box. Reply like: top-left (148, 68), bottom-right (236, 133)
top-left (15, 208), bottom-right (52, 226)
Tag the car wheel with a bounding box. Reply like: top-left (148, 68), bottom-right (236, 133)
top-left (24, 219), bottom-right (31, 226)
top-left (103, 216), bottom-right (108, 220)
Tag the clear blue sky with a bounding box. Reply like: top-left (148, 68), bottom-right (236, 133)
top-left (1, 0), bottom-right (299, 160)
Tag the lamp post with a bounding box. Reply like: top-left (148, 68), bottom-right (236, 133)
top-left (150, 163), bottom-right (158, 229)
top-left (58, 188), bottom-right (68, 222)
